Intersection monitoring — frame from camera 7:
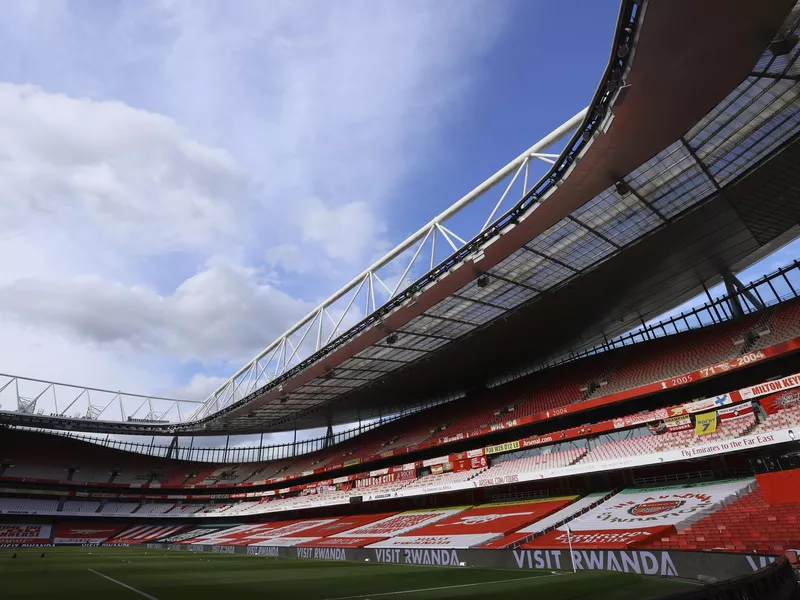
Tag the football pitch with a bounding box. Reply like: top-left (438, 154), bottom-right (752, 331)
top-left (0, 546), bottom-right (697, 599)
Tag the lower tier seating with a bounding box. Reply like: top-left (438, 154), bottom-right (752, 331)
top-left (648, 487), bottom-right (800, 555)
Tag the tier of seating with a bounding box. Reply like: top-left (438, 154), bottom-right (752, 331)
top-left (1, 300), bottom-right (797, 495)
top-left (62, 500), bottom-right (100, 513)
top-left (648, 487), bottom-right (800, 555)
top-left (0, 497), bottom-right (59, 514)
top-left (751, 404), bottom-right (800, 435)
top-left (6, 474), bottom-right (800, 562)
top-left (103, 501), bottom-right (138, 514)
top-left (400, 468), bottom-right (486, 491)
top-left (0, 391), bottom-right (793, 513)
top-left (477, 447), bottom-right (587, 480)
top-left (521, 479), bottom-right (755, 550)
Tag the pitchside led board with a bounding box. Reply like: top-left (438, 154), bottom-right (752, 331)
top-left (695, 412), bottom-right (718, 436)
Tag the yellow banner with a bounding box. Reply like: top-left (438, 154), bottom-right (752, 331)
top-left (695, 412), bottom-right (718, 436)
top-left (343, 458), bottom-right (362, 467)
top-left (484, 440), bottom-right (520, 455)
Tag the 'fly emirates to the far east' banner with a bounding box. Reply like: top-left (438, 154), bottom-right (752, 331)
top-left (524, 479), bottom-right (754, 549)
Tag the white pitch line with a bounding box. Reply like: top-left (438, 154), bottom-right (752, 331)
top-left (88, 569), bottom-right (160, 600)
top-left (323, 574), bottom-right (557, 600)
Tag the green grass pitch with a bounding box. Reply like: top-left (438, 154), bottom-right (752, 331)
top-left (0, 546), bottom-right (697, 599)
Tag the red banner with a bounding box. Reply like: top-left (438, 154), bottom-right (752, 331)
top-left (760, 389), bottom-right (800, 415)
top-left (451, 456), bottom-right (487, 473)
top-left (718, 402), bottom-right (753, 421)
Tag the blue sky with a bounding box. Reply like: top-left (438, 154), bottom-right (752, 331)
top-left (0, 0), bottom-right (795, 428)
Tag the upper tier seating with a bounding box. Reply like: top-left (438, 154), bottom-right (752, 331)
top-left (748, 301), bottom-right (800, 353)
top-left (589, 318), bottom-right (753, 399)
top-left (648, 487), bottom-right (800, 554)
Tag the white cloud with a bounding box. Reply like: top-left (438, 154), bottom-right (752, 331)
top-left (0, 260), bottom-right (311, 365)
top-left (302, 199), bottom-right (389, 264)
top-left (0, 83), bottom-right (247, 253)
top-left (0, 0), bottom-right (512, 411)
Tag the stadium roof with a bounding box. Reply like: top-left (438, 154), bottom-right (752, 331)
top-left (1, 0), bottom-right (798, 436)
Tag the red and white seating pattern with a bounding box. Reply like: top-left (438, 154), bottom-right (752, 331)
top-left (400, 468), bottom-right (485, 492)
top-left (106, 525), bottom-right (186, 545)
top-left (649, 487), bottom-right (800, 555)
top-left (752, 404), bottom-right (800, 435)
top-left (748, 303), bottom-right (800, 353)
top-left (482, 491), bottom-right (611, 548)
top-left (308, 508), bottom-right (468, 548)
top-left (477, 448), bottom-right (586, 481)
top-left (523, 479), bottom-right (754, 550)
top-left (368, 497), bottom-right (578, 549)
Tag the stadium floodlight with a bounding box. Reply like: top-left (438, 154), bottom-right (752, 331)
top-left (386, 333), bottom-right (399, 345)
top-left (615, 181), bottom-right (631, 196)
top-left (476, 274), bottom-right (490, 289)
top-left (770, 35), bottom-right (798, 57)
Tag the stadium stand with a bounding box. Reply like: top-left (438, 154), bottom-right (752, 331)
top-left (106, 525), bottom-right (186, 544)
top-left (2, 307), bottom-right (798, 492)
top-left (368, 497), bottom-right (578, 549)
top-left (134, 502), bottom-right (175, 515)
top-left (649, 487), bottom-right (800, 555)
top-left (522, 479), bottom-right (755, 549)
top-left (477, 447), bottom-right (587, 480)
top-left (62, 500), bottom-right (101, 514)
top-left (585, 316), bottom-right (762, 399)
top-left (0, 497), bottom-right (59, 515)
top-left (581, 414), bottom-right (758, 463)
top-left (102, 501), bottom-right (139, 515)
top-left (298, 508), bottom-right (470, 548)
top-left (481, 491), bottom-right (613, 548)
top-left (399, 468), bottom-right (486, 492)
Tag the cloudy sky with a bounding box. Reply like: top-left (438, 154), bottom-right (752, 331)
top-left (0, 1), bottom-right (795, 432)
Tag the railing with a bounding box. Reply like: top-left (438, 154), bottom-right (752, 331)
top-left (658, 556), bottom-right (797, 600)
top-left (13, 407), bottom-right (425, 464)
top-left (490, 260), bottom-right (800, 387)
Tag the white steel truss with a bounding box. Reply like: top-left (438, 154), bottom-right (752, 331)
top-left (189, 109), bottom-right (588, 421)
top-left (0, 373), bottom-right (201, 424)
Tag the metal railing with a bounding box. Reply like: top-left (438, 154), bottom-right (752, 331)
top-left (11, 407), bottom-right (424, 464)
